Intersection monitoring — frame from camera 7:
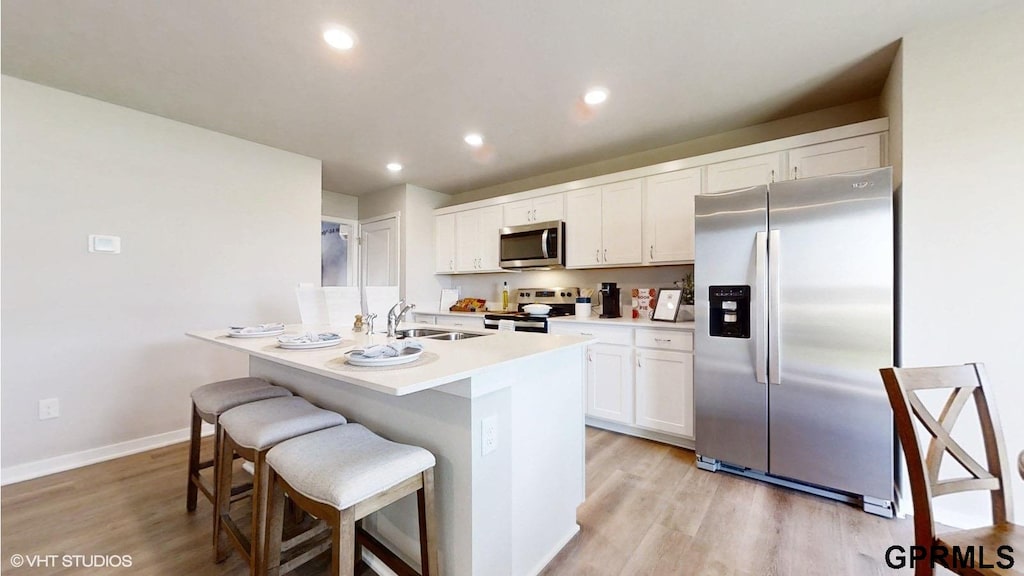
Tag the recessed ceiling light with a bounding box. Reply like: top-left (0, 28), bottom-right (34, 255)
top-left (583, 88), bottom-right (608, 105)
top-left (386, 162), bottom-right (403, 173)
top-left (464, 133), bottom-right (484, 147)
top-left (323, 27), bottom-right (356, 51)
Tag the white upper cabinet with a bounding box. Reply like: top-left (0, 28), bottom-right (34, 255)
top-left (787, 133), bottom-right (883, 180)
top-left (601, 180), bottom-right (643, 265)
top-left (565, 186), bottom-right (604, 267)
top-left (643, 168), bottom-right (702, 263)
top-left (566, 180), bottom-right (642, 267)
top-left (706, 152), bottom-right (784, 193)
top-left (502, 193), bottom-right (565, 227)
top-left (454, 206), bottom-right (502, 273)
top-left (435, 213), bottom-right (456, 274)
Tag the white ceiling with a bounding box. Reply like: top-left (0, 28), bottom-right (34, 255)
top-left (0, 1), bottom-right (1006, 196)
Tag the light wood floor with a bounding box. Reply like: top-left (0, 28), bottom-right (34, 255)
top-left (2, 428), bottom-right (918, 575)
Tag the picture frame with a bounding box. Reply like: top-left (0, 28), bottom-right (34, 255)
top-left (652, 288), bottom-right (683, 322)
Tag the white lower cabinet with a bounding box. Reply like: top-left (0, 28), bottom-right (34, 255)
top-left (586, 344), bottom-right (634, 425)
top-left (635, 348), bottom-right (694, 437)
top-left (551, 323), bottom-right (695, 442)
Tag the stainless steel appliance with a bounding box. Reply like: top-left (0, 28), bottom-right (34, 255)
top-left (483, 287), bottom-right (578, 333)
top-left (694, 167), bottom-right (895, 517)
top-left (598, 282), bottom-right (621, 318)
top-left (499, 221), bottom-right (564, 270)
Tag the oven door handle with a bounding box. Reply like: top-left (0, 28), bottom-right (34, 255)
top-left (541, 229), bottom-right (549, 259)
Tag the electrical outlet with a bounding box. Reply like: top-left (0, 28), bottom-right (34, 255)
top-left (481, 415), bottom-right (498, 456)
top-left (39, 398), bottom-right (60, 420)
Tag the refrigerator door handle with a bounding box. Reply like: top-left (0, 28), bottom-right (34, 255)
top-left (768, 229), bottom-right (782, 385)
top-left (755, 231), bottom-right (768, 384)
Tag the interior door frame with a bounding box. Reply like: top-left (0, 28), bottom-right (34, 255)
top-left (321, 215), bottom-right (359, 287)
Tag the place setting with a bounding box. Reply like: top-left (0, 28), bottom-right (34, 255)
top-left (226, 322), bottom-right (286, 338)
top-left (331, 339), bottom-right (438, 370)
top-left (276, 331), bottom-right (348, 350)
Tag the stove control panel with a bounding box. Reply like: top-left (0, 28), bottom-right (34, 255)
top-left (518, 287), bottom-right (579, 304)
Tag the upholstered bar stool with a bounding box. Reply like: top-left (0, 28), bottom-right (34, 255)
top-left (187, 377), bottom-right (293, 512)
top-left (215, 396), bottom-right (347, 574)
top-left (263, 424), bottom-right (438, 576)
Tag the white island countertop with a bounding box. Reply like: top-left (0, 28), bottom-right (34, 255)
top-left (186, 324), bottom-right (594, 396)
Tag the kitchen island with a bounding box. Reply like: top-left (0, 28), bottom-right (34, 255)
top-left (187, 325), bottom-right (594, 576)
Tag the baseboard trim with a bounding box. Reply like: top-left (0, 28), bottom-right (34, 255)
top-left (527, 523), bottom-right (580, 576)
top-left (585, 418), bottom-right (695, 450)
top-left (1, 423), bottom-right (214, 486)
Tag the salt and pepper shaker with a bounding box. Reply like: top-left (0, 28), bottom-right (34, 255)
top-left (352, 314), bottom-right (364, 333)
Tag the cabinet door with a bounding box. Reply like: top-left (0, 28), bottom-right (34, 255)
top-left (600, 179), bottom-right (643, 265)
top-left (635, 349), bottom-right (693, 437)
top-left (565, 187), bottom-right (604, 267)
top-left (586, 344), bottom-right (634, 424)
top-left (454, 210), bottom-right (479, 272)
top-left (706, 152), bottom-right (784, 193)
top-left (643, 168), bottom-right (701, 263)
top-left (476, 206), bottom-right (503, 271)
top-left (532, 193), bottom-right (565, 223)
top-left (502, 199), bottom-right (533, 227)
top-left (788, 134), bottom-right (882, 180)
top-left (434, 214), bottom-right (456, 273)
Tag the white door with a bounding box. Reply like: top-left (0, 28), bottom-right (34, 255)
top-left (600, 179), bottom-right (643, 265)
top-left (586, 344), bottom-right (635, 424)
top-left (476, 206), bottom-right (503, 272)
top-left (532, 193), bottom-right (565, 223)
top-left (434, 214), bottom-right (456, 273)
top-left (788, 134), bottom-right (883, 180)
top-left (502, 199), bottom-right (533, 227)
top-left (635, 349), bottom-right (694, 437)
top-left (643, 168), bottom-right (701, 263)
top-left (455, 210), bottom-right (479, 272)
top-left (706, 152), bottom-right (785, 193)
top-left (361, 216), bottom-right (399, 286)
top-left (565, 187), bottom-right (603, 267)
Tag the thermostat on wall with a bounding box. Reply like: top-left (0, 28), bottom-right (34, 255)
top-left (89, 234), bottom-right (121, 254)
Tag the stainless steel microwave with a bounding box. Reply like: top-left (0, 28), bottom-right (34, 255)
top-left (499, 221), bottom-right (565, 270)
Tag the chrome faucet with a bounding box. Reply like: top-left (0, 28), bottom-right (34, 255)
top-left (363, 313), bottom-right (378, 336)
top-left (387, 300), bottom-right (416, 338)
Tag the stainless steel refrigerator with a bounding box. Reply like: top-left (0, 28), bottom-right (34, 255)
top-left (693, 167), bottom-right (895, 517)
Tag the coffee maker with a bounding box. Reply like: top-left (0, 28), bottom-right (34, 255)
top-left (599, 282), bottom-right (621, 318)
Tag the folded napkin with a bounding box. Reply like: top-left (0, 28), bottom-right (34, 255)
top-left (278, 332), bottom-right (340, 344)
top-left (233, 322), bottom-right (285, 334)
top-left (353, 340), bottom-right (423, 358)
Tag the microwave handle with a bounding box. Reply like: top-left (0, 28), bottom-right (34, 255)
top-left (541, 229), bottom-right (549, 259)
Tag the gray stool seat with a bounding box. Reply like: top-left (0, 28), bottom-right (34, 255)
top-left (267, 424), bottom-right (436, 510)
top-left (191, 377), bottom-right (292, 421)
top-left (219, 396), bottom-right (346, 451)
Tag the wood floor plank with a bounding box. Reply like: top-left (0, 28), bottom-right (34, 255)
top-left (3, 427), bottom-right (917, 575)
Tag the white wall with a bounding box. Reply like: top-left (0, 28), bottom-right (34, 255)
top-left (0, 76), bottom-right (321, 475)
top-left (900, 3), bottom-right (1024, 526)
top-left (322, 189), bottom-right (358, 220)
top-left (403, 185), bottom-right (449, 309)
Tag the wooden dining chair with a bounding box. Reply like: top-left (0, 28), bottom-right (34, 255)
top-left (880, 363), bottom-right (1023, 576)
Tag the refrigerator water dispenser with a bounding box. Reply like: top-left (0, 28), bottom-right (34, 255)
top-left (709, 285), bottom-right (750, 338)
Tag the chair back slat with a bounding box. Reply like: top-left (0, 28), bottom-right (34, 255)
top-left (879, 362), bottom-right (1014, 567)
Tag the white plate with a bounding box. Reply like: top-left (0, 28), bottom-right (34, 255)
top-left (228, 328), bottom-right (286, 338)
top-left (278, 337), bottom-right (343, 350)
top-left (346, 348), bottom-right (423, 366)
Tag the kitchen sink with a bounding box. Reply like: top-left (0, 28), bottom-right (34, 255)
top-left (424, 332), bottom-right (487, 341)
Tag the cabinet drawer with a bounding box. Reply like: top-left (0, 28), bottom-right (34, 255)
top-left (412, 314), bottom-right (437, 325)
top-left (433, 315), bottom-right (484, 329)
top-left (635, 329), bottom-right (693, 351)
top-left (550, 324), bottom-right (632, 346)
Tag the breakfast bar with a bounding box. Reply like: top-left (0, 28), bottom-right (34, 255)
top-left (187, 325), bottom-right (594, 576)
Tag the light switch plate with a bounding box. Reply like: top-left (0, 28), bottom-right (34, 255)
top-left (89, 234), bottom-right (121, 254)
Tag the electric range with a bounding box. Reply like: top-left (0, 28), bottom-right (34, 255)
top-left (483, 287), bottom-right (579, 333)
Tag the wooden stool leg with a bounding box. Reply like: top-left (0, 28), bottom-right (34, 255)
top-left (186, 403), bottom-right (202, 512)
top-left (354, 519), bottom-right (363, 570)
top-left (249, 451), bottom-right (270, 575)
top-left (263, 469), bottom-right (286, 576)
top-left (213, 432), bottom-right (234, 563)
top-left (417, 468), bottom-right (439, 576)
top-left (332, 508), bottom-right (356, 576)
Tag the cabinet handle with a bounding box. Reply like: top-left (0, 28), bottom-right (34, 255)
top-left (637, 354), bottom-right (642, 368)
top-left (450, 257), bottom-right (454, 270)
top-left (649, 245), bottom-right (654, 260)
top-left (770, 169), bottom-right (776, 183)
top-left (603, 248), bottom-right (608, 262)
top-left (793, 166), bottom-right (798, 180)
top-left (655, 337), bottom-right (671, 342)
top-left (580, 332), bottom-right (594, 336)
top-left (531, 209), bottom-right (536, 221)
top-left (587, 351), bottom-right (593, 362)
top-left (595, 249), bottom-right (600, 263)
